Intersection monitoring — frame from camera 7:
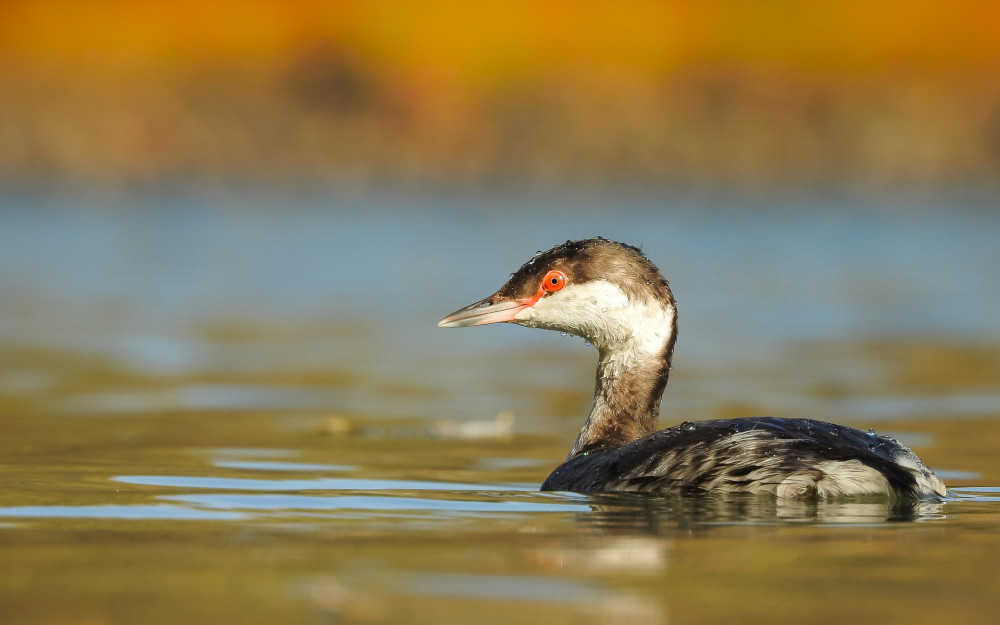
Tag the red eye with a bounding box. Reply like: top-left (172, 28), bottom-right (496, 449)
top-left (541, 270), bottom-right (567, 293)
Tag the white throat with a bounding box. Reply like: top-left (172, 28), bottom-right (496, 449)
top-left (514, 279), bottom-right (676, 366)
top-left (514, 279), bottom-right (676, 456)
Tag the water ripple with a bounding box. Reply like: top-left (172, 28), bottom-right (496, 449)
top-left (114, 474), bottom-right (535, 492)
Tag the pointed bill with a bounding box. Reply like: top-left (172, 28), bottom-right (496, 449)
top-left (438, 297), bottom-right (530, 328)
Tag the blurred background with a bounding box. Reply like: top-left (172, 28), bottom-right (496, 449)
top-left (2, 0), bottom-right (999, 475)
top-left (3, 3), bottom-right (1000, 624)
top-left (2, 0), bottom-right (1000, 190)
top-left (2, 0), bottom-right (999, 468)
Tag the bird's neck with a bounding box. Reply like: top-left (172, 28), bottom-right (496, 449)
top-left (569, 305), bottom-right (677, 457)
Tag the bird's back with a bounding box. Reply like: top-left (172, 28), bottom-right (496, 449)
top-left (541, 417), bottom-right (947, 498)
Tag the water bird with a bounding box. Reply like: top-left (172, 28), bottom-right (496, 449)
top-left (438, 237), bottom-right (946, 499)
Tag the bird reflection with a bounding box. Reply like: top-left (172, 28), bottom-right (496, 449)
top-left (570, 492), bottom-right (947, 534)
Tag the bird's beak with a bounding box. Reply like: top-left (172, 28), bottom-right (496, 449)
top-left (438, 296), bottom-right (531, 328)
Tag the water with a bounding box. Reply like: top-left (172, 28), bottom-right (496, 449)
top-left (1, 188), bottom-right (999, 624)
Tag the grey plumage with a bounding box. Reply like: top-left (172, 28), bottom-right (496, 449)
top-left (542, 417), bottom-right (945, 498)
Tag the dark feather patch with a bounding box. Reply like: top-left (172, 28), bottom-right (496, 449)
top-left (542, 417), bottom-right (925, 498)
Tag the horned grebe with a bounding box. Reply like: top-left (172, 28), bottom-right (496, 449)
top-left (438, 237), bottom-right (946, 499)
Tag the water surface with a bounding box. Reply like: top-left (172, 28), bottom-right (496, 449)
top-left (1, 189), bottom-right (999, 624)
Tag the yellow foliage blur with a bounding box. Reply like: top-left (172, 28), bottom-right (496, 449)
top-left (4, 1), bottom-right (999, 73)
top-left (1, 1), bottom-right (998, 186)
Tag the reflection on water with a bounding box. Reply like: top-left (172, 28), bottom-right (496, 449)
top-left (401, 572), bottom-right (665, 623)
top-left (578, 492), bottom-right (949, 531)
top-left (1, 190), bottom-right (999, 624)
top-left (950, 487), bottom-right (1000, 503)
top-left (114, 473), bottom-right (532, 492)
top-left (0, 504), bottom-right (248, 521)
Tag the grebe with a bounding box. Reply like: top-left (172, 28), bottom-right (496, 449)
top-left (438, 237), bottom-right (946, 499)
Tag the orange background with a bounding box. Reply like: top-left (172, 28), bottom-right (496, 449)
top-left (2, 1), bottom-right (998, 186)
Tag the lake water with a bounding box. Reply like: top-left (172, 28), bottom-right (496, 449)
top-left (1, 187), bottom-right (999, 624)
